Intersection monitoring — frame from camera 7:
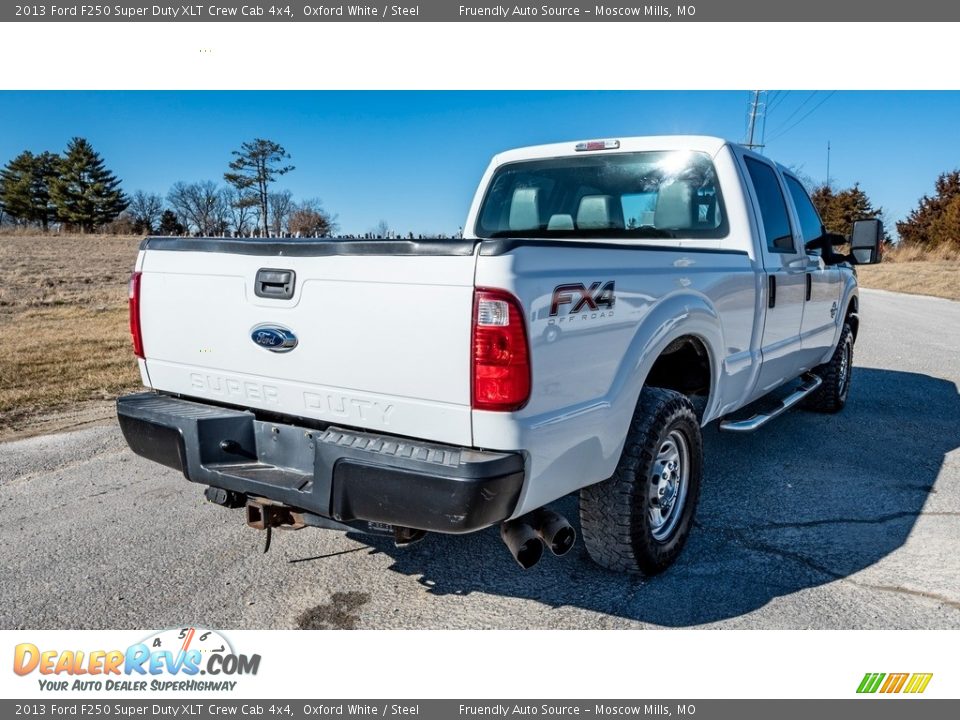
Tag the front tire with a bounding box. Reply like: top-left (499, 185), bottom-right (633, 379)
top-left (580, 387), bottom-right (703, 575)
top-left (803, 323), bottom-right (853, 413)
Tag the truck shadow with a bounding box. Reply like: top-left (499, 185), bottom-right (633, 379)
top-left (352, 367), bottom-right (960, 626)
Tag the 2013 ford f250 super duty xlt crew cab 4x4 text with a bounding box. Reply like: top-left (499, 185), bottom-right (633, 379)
top-left (117, 135), bottom-right (884, 574)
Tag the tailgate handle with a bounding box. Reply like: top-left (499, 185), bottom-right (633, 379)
top-left (255, 268), bottom-right (296, 300)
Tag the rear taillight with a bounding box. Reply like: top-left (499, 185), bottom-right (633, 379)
top-left (472, 288), bottom-right (531, 412)
top-left (129, 271), bottom-right (144, 359)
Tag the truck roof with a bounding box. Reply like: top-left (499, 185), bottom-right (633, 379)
top-left (492, 135), bottom-right (731, 165)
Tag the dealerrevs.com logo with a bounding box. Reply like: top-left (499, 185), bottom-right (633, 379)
top-left (13, 627), bottom-right (261, 692)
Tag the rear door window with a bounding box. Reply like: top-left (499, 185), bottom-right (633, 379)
top-left (744, 157), bottom-right (795, 253)
top-left (785, 175), bottom-right (825, 247)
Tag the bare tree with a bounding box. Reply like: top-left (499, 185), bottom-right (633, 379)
top-left (251, 205), bottom-right (264, 237)
top-left (268, 189), bottom-right (295, 237)
top-left (127, 190), bottom-right (165, 234)
top-left (224, 185), bottom-right (255, 237)
top-left (289, 198), bottom-right (338, 237)
top-left (372, 219), bottom-right (391, 238)
top-left (211, 188), bottom-right (232, 236)
top-left (166, 182), bottom-right (193, 232)
top-left (104, 212), bottom-right (136, 235)
top-left (167, 181), bottom-right (228, 236)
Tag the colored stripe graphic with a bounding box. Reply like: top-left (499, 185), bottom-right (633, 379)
top-left (857, 672), bottom-right (933, 694)
top-left (904, 673), bottom-right (933, 694)
top-left (857, 673), bottom-right (886, 693)
top-left (880, 673), bottom-right (909, 693)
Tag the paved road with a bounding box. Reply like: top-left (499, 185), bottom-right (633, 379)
top-left (2, 289), bottom-right (959, 629)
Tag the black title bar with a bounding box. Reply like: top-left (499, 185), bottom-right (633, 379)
top-left (4, 1), bottom-right (953, 22)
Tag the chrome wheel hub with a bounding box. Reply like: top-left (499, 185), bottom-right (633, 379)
top-left (649, 430), bottom-right (690, 542)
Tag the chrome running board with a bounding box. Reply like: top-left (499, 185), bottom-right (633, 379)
top-left (719, 373), bottom-right (823, 433)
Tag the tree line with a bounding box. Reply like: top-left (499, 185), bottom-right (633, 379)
top-left (0, 138), bottom-right (126, 233)
top-left (3, 136), bottom-right (959, 247)
top-left (807, 171), bottom-right (960, 250)
top-left (0, 137), bottom-right (338, 238)
top-left (131, 182), bottom-right (336, 238)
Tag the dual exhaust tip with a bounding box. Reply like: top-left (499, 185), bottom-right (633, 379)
top-left (223, 486), bottom-right (574, 570)
top-left (500, 508), bottom-right (576, 570)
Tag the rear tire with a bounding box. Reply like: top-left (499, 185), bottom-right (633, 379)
top-left (580, 387), bottom-right (703, 575)
top-left (803, 323), bottom-right (853, 413)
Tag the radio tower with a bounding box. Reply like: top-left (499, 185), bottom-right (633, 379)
top-left (745, 90), bottom-right (767, 150)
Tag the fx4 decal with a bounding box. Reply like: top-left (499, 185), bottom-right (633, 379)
top-left (550, 281), bottom-right (616, 316)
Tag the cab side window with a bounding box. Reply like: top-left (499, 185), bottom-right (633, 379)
top-left (745, 157), bottom-right (794, 253)
top-left (785, 175), bottom-right (825, 250)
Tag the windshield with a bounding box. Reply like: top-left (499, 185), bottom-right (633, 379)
top-left (476, 150), bottom-right (727, 239)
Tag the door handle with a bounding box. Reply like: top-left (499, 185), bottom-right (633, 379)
top-left (255, 268), bottom-right (296, 300)
top-left (805, 273), bottom-right (812, 302)
top-left (768, 276), bottom-right (776, 308)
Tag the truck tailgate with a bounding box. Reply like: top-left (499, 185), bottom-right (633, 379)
top-left (137, 240), bottom-right (478, 446)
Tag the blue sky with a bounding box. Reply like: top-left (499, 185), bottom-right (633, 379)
top-left (1, 91), bottom-right (958, 235)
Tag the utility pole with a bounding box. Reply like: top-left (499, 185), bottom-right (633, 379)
top-left (745, 90), bottom-right (766, 150)
top-left (826, 140), bottom-right (831, 187)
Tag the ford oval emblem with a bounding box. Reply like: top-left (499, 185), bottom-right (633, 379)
top-left (250, 324), bottom-right (298, 353)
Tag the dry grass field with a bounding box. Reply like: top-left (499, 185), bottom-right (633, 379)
top-left (0, 233), bottom-right (957, 441)
top-left (0, 234), bottom-right (142, 438)
top-left (857, 243), bottom-right (960, 301)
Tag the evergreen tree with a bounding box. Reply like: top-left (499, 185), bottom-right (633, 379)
top-left (0, 151), bottom-right (37, 225)
top-left (810, 183), bottom-right (884, 239)
top-left (158, 209), bottom-right (186, 236)
top-left (896, 170), bottom-right (960, 249)
top-left (224, 139), bottom-right (294, 237)
top-left (0, 150), bottom-right (59, 228)
top-left (49, 137), bottom-right (128, 232)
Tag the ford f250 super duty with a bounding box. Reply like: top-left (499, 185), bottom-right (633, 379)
top-left (117, 135), bottom-right (883, 574)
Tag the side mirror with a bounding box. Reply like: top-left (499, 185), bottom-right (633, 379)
top-left (804, 232), bottom-right (846, 253)
top-left (849, 219), bottom-right (884, 265)
top-left (804, 231), bottom-right (849, 266)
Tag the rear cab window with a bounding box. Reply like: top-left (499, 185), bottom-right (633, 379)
top-left (475, 150), bottom-right (728, 240)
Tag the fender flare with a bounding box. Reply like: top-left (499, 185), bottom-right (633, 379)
top-left (608, 290), bottom-right (725, 429)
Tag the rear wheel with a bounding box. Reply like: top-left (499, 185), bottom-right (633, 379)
top-left (580, 387), bottom-right (702, 575)
top-left (804, 323), bottom-right (853, 413)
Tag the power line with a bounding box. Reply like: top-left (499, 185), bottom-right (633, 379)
top-left (767, 91), bottom-right (819, 136)
top-left (757, 91), bottom-right (785, 150)
top-left (766, 90), bottom-right (789, 113)
top-left (766, 91), bottom-right (838, 142)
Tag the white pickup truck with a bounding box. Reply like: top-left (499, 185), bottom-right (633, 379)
top-left (117, 135), bottom-right (883, 574)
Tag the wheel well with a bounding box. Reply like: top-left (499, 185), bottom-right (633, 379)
top-left (644, 336), bottom-right (712, 414)
top-left (846, 296), bottom-right (860, 341)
